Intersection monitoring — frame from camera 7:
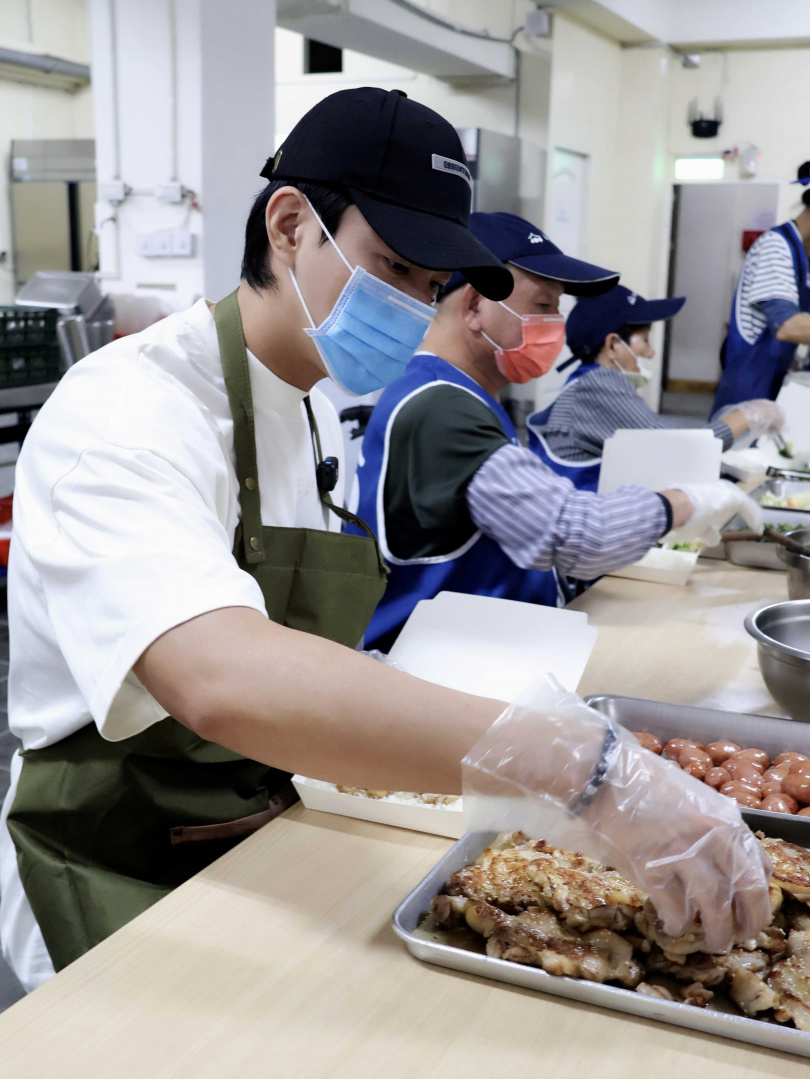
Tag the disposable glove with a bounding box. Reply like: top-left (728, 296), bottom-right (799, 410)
top-left (463, 678), bottom-right (773, 955)
top-left (665, 480), bottom-right (763, 545)
top-left (736, 399), bottom-right (786, 440)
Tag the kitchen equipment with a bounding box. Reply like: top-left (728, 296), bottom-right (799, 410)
top-left (0, 305), bottom-right (62, 389)
top-left (776, 528), bottom-right (810, 600)
top-left (767, 465), bottom-right (810, 482)
top-left (754, 478), bottom-right (810, 518)
top-left (387, 591), bottom-right (598, 701)
top-left (15, 271), bottom-right (115, 365)
top-left (393, 819), bottom-right (810, 1059)
top-left (745, 600), bottom-right (810, 721)
top-left (55, 314), bottom-right (91, 368)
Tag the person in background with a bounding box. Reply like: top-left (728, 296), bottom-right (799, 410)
top-left (529, 285), bottom-right (785, 491)
top-left (712, 160), bottom-right (810, 414)
top-left (351, 212), bottom-right (763, 652)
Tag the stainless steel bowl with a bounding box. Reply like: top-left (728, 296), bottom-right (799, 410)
top-left (745, 600), bottom-right (810, 722)
top-left (777, 528), bottom-right (810, 599)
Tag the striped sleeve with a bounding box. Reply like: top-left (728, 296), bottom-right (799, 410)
top-left (543, 367), bottom-right (734, 457)
top-left (744, 231), bottom-right (799, 307)
top-left (466, 443), bottom-right (668, 580)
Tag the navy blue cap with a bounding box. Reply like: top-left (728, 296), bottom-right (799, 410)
top-left (791, 160), bottom-right (810, 185)
top-left (567, 285), bottom-right (686, 360)
top-left (441, 212), bottom-right (620, 298)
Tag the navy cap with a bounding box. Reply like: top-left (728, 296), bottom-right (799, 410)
top-left (262, 88), bottom-right (513, 301)
top-left (442, 212), bottom-right (620, 298)
top-left (567, 285), bottom-right (686, 360)
top-left (791, 160), bottom-right (810, 185)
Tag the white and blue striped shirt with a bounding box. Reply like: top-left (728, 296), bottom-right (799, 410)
top-left (540, 365), bottom-right (733, 462)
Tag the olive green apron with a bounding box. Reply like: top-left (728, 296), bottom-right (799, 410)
top-left (6, 290), bottom-right (387, 972)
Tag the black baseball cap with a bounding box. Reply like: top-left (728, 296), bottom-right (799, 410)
top-left (262, 87), bottom-right (513, 301)
top-left (567, 285), bottom-right (686, 360)
top-left (441, 212), bottom-right (620, 298)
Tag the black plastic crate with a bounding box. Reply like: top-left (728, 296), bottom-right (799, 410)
top-left (0, 306), bottom-right (62, 389)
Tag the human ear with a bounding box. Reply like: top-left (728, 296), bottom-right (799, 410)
top-left (265, 187), bottom-right (308, 271)
top-left (462, 286), bottom-right (486, 332)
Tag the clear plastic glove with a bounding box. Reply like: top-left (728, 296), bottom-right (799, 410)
top-left (665, 480), bottom-right (763, 545)
top-left (736, 399), bottom-right (786, 439)
top-left (463, 677), bottom-right (773, 954)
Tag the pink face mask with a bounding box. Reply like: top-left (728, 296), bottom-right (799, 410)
top-left (482, 305), bottom-right (566, 383)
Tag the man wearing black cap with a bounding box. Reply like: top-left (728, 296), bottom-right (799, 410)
top-left (0, 91), bottom-right (770, 991)
top-left (353, 212), bottom-right (764, 651)
top-left (529, 285), bottom-right (785, 489)
top-left (0, 88), bottom-right (510, 988)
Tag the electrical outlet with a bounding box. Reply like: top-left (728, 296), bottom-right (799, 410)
top-left (152, 232), bottom-right (173, 256)
top-left (170, 230), bottom-right (195, 256)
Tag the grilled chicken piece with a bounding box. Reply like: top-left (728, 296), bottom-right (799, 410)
top-left (760, 837), bottom-right (810, 903)
top-left (433, 896), bottom-right (644, 987)
top-left (636, 982), bottom-right (674, 1001)
top-left (729, 967), bottom-right (777, 1016)
top-left (634, 901), bottom-right (705, 960)
top-left (784, 901), bottom-right (810, 934)
top-left (768, 952), bottom-right (810, 1031)
top-left (445, 834), bottom-right (645, 931)
top-left (787, 930), bottom-right (810, 959)
top-left (682, 982), bottom-right (714, 1008)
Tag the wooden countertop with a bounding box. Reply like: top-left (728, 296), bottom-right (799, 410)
top-left (0, 561), bottom-right (801, 1076)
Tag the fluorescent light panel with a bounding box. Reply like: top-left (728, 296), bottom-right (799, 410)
top-left (675, 157), bottom-right (725, 181)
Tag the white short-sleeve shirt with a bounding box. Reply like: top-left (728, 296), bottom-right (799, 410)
top-left (0, 297), bottom-right (344, 989)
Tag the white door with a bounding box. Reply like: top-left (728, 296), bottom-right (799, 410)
top-left (548, 148), bottom-right (589, 258)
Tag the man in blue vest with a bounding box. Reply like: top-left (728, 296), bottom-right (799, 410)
top-left (713, 161), bottom-right (810, 413)
top-left (353, 212), bottom-right (763, 651)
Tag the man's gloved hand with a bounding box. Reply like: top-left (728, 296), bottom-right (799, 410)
top-left (666, 480), bottom-right (764, 545)
top-left (737, 399), bottom-right (786, 439)
top-left (463, 685), bottom-right (773, 954)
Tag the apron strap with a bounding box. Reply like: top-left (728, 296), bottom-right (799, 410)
top-left (303, 396), bottom-right (388, 575)
top-left (214, 291), bottom-right (267, 564)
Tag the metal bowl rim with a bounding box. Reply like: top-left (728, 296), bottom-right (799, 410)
top-left (744, 600), bottom-right (810, 661)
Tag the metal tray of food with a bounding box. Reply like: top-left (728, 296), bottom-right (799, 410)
top-left (753, 479), bottom-right (810, 522)
top-left (392, 822), bottom-right (810, 1059)
top-left (585, 695), bottom-right (810, 826)
top-left (721, 514), bottom-right (808, 572)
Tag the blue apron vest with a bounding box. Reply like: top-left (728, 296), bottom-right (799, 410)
top-left (352, 353), bottom-right (563, 651)
top-left (526, 363), bottom-right (602, 492)
top-left (713, 221), bottom-right (810, 414)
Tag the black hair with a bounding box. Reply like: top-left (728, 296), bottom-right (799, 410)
top-left (802, 188), bottom-right (810, 210)
top-left (573, 322), bottom-right (652, 362)
top-left (615, 322), bottom-right (651, 344)
top-left (241, 179), bottom-right (354, 291)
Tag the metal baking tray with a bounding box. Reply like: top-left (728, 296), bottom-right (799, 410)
top-left (586, 694), bottom-right (810, 831)
top-left (392, 823), bottom-right (810, 1059)
top-left (753, 479), bottom-right (810, 524)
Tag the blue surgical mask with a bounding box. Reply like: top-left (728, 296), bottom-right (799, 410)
top-left (288, 198), bottom-right (436, 396)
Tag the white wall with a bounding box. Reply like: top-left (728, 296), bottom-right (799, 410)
top-left (90, 0), bottom-right (275, 319)
top-left (0, 0), bottom-right (93, 304)
top-left (274, 4), bottom-right (552, 225)
top-left (668, 47), bottom-right (810, 222)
